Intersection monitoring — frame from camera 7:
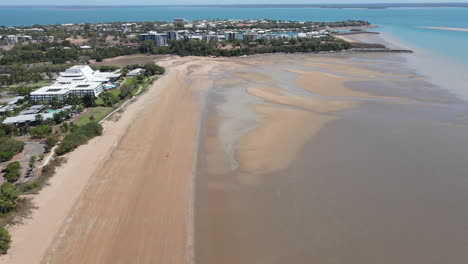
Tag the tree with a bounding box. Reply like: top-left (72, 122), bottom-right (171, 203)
top-left (143, 63), bottom-right (165, 75)
top-left (60, 122), bottom-right (69, 133)
top-left (29, 156), bottom-right (36, 171)
top-left (45, 135), bottom-right (58, 152)
top-left (49, 97), bottom-right (62, 109)
top-left (140, 40), bottom-right (155, 54)
top-left (34, 114), bottom-right (43, 125)
top-left (119, 84), bottom-right (136, 100)
top-left (0, 183), bottom-right (20, 215)
top-left (0, 137), bottom-right (25, 162)
top-left (0, 227), bottom-right (11, 254)
top-left (100, 92), bottom-right (119, 107)
top-left (3, 161), bottom-right (21, 183)
top-left (65, 93), bottom-right (82, 106)
top-left (53, 112), bottom-right (65, 124)
top-left (82, 94), bottom-right (96, 108)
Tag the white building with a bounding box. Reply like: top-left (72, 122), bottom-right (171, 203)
top-left (30, 65), bottom-right (121, 102)
top-left (127, 68), bottom-right (144, 77)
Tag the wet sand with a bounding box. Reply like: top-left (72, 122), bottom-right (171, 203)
top-left (195, 54), bottom-right (468, 264)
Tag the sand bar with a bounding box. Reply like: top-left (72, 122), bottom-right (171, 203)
top-left (418, 26), bottom-right (468, 32)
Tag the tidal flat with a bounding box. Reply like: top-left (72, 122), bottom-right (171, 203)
top-left (195, 53), bottom-right (468, 264)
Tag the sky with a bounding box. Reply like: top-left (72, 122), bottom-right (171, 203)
top-left (2, 0), bottom-right (468, 6)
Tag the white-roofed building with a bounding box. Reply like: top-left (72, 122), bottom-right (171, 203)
top-left (30, 65), bottom-right (121, 102)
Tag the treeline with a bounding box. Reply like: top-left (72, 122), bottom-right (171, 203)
top-left (0, 41), bottom-right (79, 65)
top-left (147, 37), bottom-right (352, 57)
top-left (0, 41), bottom-right (140, 66)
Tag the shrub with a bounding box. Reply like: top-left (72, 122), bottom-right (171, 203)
top-left (0, 227), bottom-right (11, 254)
top-left (3, 161), bottom-right (21, 183)
top-left (100, 92), bottom-right (119, 107)
top-left (29, 125), bottom-right (52, 139)
top-left (0, 138), bottom-right (25, 162)
top-left (0, 183), bottom-right (20, 215)
top-left (56, 122), bottom-right (103, 156)
top-left (45, 135), bottom-right (58, 152)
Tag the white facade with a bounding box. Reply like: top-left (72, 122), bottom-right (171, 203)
top-left (30, 65), bottom-right (120, 102)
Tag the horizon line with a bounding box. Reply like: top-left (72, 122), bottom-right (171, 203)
top-left (1, 3), bottom-right (468, 7)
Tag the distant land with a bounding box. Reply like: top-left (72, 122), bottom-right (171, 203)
top-left (1, 3), bottom-right (468, 9)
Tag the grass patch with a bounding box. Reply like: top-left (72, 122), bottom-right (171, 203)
top-left (122, 77), bottom-right (135, 86)
top-left (75, 107), bottom-right (113, 126)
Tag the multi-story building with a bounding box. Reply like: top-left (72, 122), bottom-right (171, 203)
top-left (166, 31), bottom-right (179, 41)
top-left (141, 32), bottom-right (168, 47)
top-left (225, 31), bottom-right (240, 41)
top-left (30, 65), bottom-right (121, 102)
top-left (243, 32), bottom-right (258, 41)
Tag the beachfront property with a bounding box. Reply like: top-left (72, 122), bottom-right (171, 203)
top-left (30, 65), bottom-right (121, 101)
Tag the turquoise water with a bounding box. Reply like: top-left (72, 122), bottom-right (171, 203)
top-left (47, 109), bottom-right (59, 114)
top-left (1, 6), bottom-right (467, 60)
top-left (1, 6), bottom-right (468, 95)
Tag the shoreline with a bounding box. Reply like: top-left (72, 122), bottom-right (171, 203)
top-left (0, 49), bottom-right (464, 263)
top-left (39, 57), bottom-right (214, 263)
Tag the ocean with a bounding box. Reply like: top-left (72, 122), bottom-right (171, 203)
top-left (1, 6), bottom-right (468, 97)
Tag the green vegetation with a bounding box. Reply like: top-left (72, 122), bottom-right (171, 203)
top-left (0, 182), bottom-right (20, 215)
top-left (0, 226), bottom-right (11, 254)
top-left (3, 162), bottom-right (21, 183)
top-left (166, 36), bottom-right (351, 57)
top-left (75, 107), bottom-right (113, 126)
top-left (29, 156), bottom-right (36, 171)
top-left (29, 125), bottom-right (52, 139)
top-left (97, 91), bottom-right (120, 107)
top-left (0, 137), bottom-right (25, 162)
top-left (45, 135), bottom-right (58, 152)
top-left (56, 122), bottom-right (103, 156)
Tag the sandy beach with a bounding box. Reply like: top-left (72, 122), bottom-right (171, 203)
top-left (0, 56), bottom-right (217, 264)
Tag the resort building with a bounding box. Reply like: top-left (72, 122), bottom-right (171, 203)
top-left (30, 65), bottom-right (121, 102)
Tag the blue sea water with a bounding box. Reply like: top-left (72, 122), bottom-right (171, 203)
top-left (1, 6), bottom-right (468, 96)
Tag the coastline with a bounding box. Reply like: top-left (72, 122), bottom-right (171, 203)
top-left (0, 56), bottom-right (212, 264)
top-left (0, 47), bottom-right (467, 263)
top-left (0, 84), bottom-right (155, 264)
